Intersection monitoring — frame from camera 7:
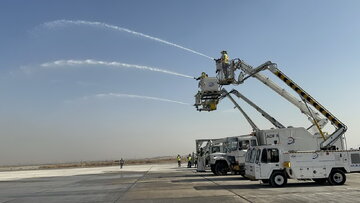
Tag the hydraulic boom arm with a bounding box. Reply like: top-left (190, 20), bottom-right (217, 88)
top-left (235, 60), bottom-right (328, 133)
top-left (220, 89), bottom-right (285, 130)
top-left (236, 60), bottom-right (347, 149)
top-left (266, 64), bottom-right (347, 149)
top-left (221, 89), bottom-right (260, 132)
top-left (228, 89), bottom-right (285, 129)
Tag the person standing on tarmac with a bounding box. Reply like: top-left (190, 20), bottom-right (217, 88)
top-left (119, 158), bottom-right (125, 169)
top-left (177, 154), bottom-right (181, 167)
top-left (187, 154), bottom-right (192, 168)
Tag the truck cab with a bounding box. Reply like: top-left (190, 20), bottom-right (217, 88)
top-left (210, 135), bottom-right (257, 176)
top-left (245, 145), bottom-right (360, 187)
top-left (245, 146), bottom-right (285, 186)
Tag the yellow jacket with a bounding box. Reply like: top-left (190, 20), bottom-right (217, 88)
top-left (221, 53), bottom-right (229, 64)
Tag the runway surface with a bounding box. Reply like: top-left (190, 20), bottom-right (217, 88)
top-left (1, 163), bottom-right (360, 202)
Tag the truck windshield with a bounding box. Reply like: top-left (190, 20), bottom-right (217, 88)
top-left (239, 140), bottom-right (250, 150)
top-left (245, 149), bottom-right (253, 162)
top-left (256, 149), bottom-right (261, 163)
top-left (250, 140), bottom-right (257, 146)
top-left (211, 146), bottom-right (221, 153)
top-left (227, 137), bottom-right (238, 152)
top-left (245, 149), bottom-right (254, 162)
top-left (250, 148), bottom-right (257, 163)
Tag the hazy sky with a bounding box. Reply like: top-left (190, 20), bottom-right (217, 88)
top-left (1, 0), bottom-right (360, 165)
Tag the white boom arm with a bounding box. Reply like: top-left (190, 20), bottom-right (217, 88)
top-left (266, 64), bottom-right (347, 149)
top-left (235, 59), bottom-right (346, 149)
top-left (227, 89), bottom-right (285, 129)
top-left (235, 60), bottom-right (328, 133)
top-left (222, 90), bottom-right (260, 132)
top-left (220, 89), bottom-right (285, 130)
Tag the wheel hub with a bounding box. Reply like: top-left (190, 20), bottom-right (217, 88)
top-left (275, 175), bottom-right (284, 185)
top-left (333, 172), bottom-right (343, 183)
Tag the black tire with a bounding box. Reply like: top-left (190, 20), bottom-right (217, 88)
top-left (313, 178), bottom-right (327, 184)
top-left (214, 162), bottom-right (229, 176)
top-left (328, 170), bottom-right (346, 185)
top-left (210, 165), bottom-right (216, 175)
top-left (269, 172), bottom-right (287, 187)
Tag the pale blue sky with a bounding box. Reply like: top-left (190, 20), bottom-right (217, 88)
top-left (1, 0), bottom-right (360, 165)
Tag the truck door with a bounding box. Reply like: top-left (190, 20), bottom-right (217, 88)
top-left (253, 149), bottom-right (261, 177)
top-left (259, 148), bottom-right (280, 179)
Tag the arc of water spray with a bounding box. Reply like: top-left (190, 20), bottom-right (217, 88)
top-left (41, 59), bottom-right (194, 79)
top-left (43, 20), bottom-right (214, 60)
top-left (95, 93), bottom-right (189, 105)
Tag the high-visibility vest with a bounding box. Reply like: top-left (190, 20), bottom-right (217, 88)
top-left (188, 156), bottom-right (192, 161)
top-left (221, 53), bottom-right (229, 64)
top-left (177, 156), bottom-right (181, 161)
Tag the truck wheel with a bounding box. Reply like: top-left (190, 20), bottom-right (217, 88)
top-left (328, 170), bottom-right (346, 185)
top-left (270, 172), bottom-right (287, 187)
top-left (214, 162), bottom-right (229, 176)
top-left (210, 165), bottom-right (216, 175)
top-left (313, 178), bottom-right (327, 184)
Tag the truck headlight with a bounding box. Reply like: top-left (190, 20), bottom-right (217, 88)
top-left (283, 161), bottom-right (291, 168)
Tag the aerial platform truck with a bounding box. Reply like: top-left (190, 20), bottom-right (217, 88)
top-left (194, 59), bottom-right (333, 176)
top-left (235, 60), bottom-right (360, 186)
top-left (194, 53), bottom-right (359, 184)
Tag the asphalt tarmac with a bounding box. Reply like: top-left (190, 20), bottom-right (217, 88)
top-left (0, 163), bottom-right (360, 202)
